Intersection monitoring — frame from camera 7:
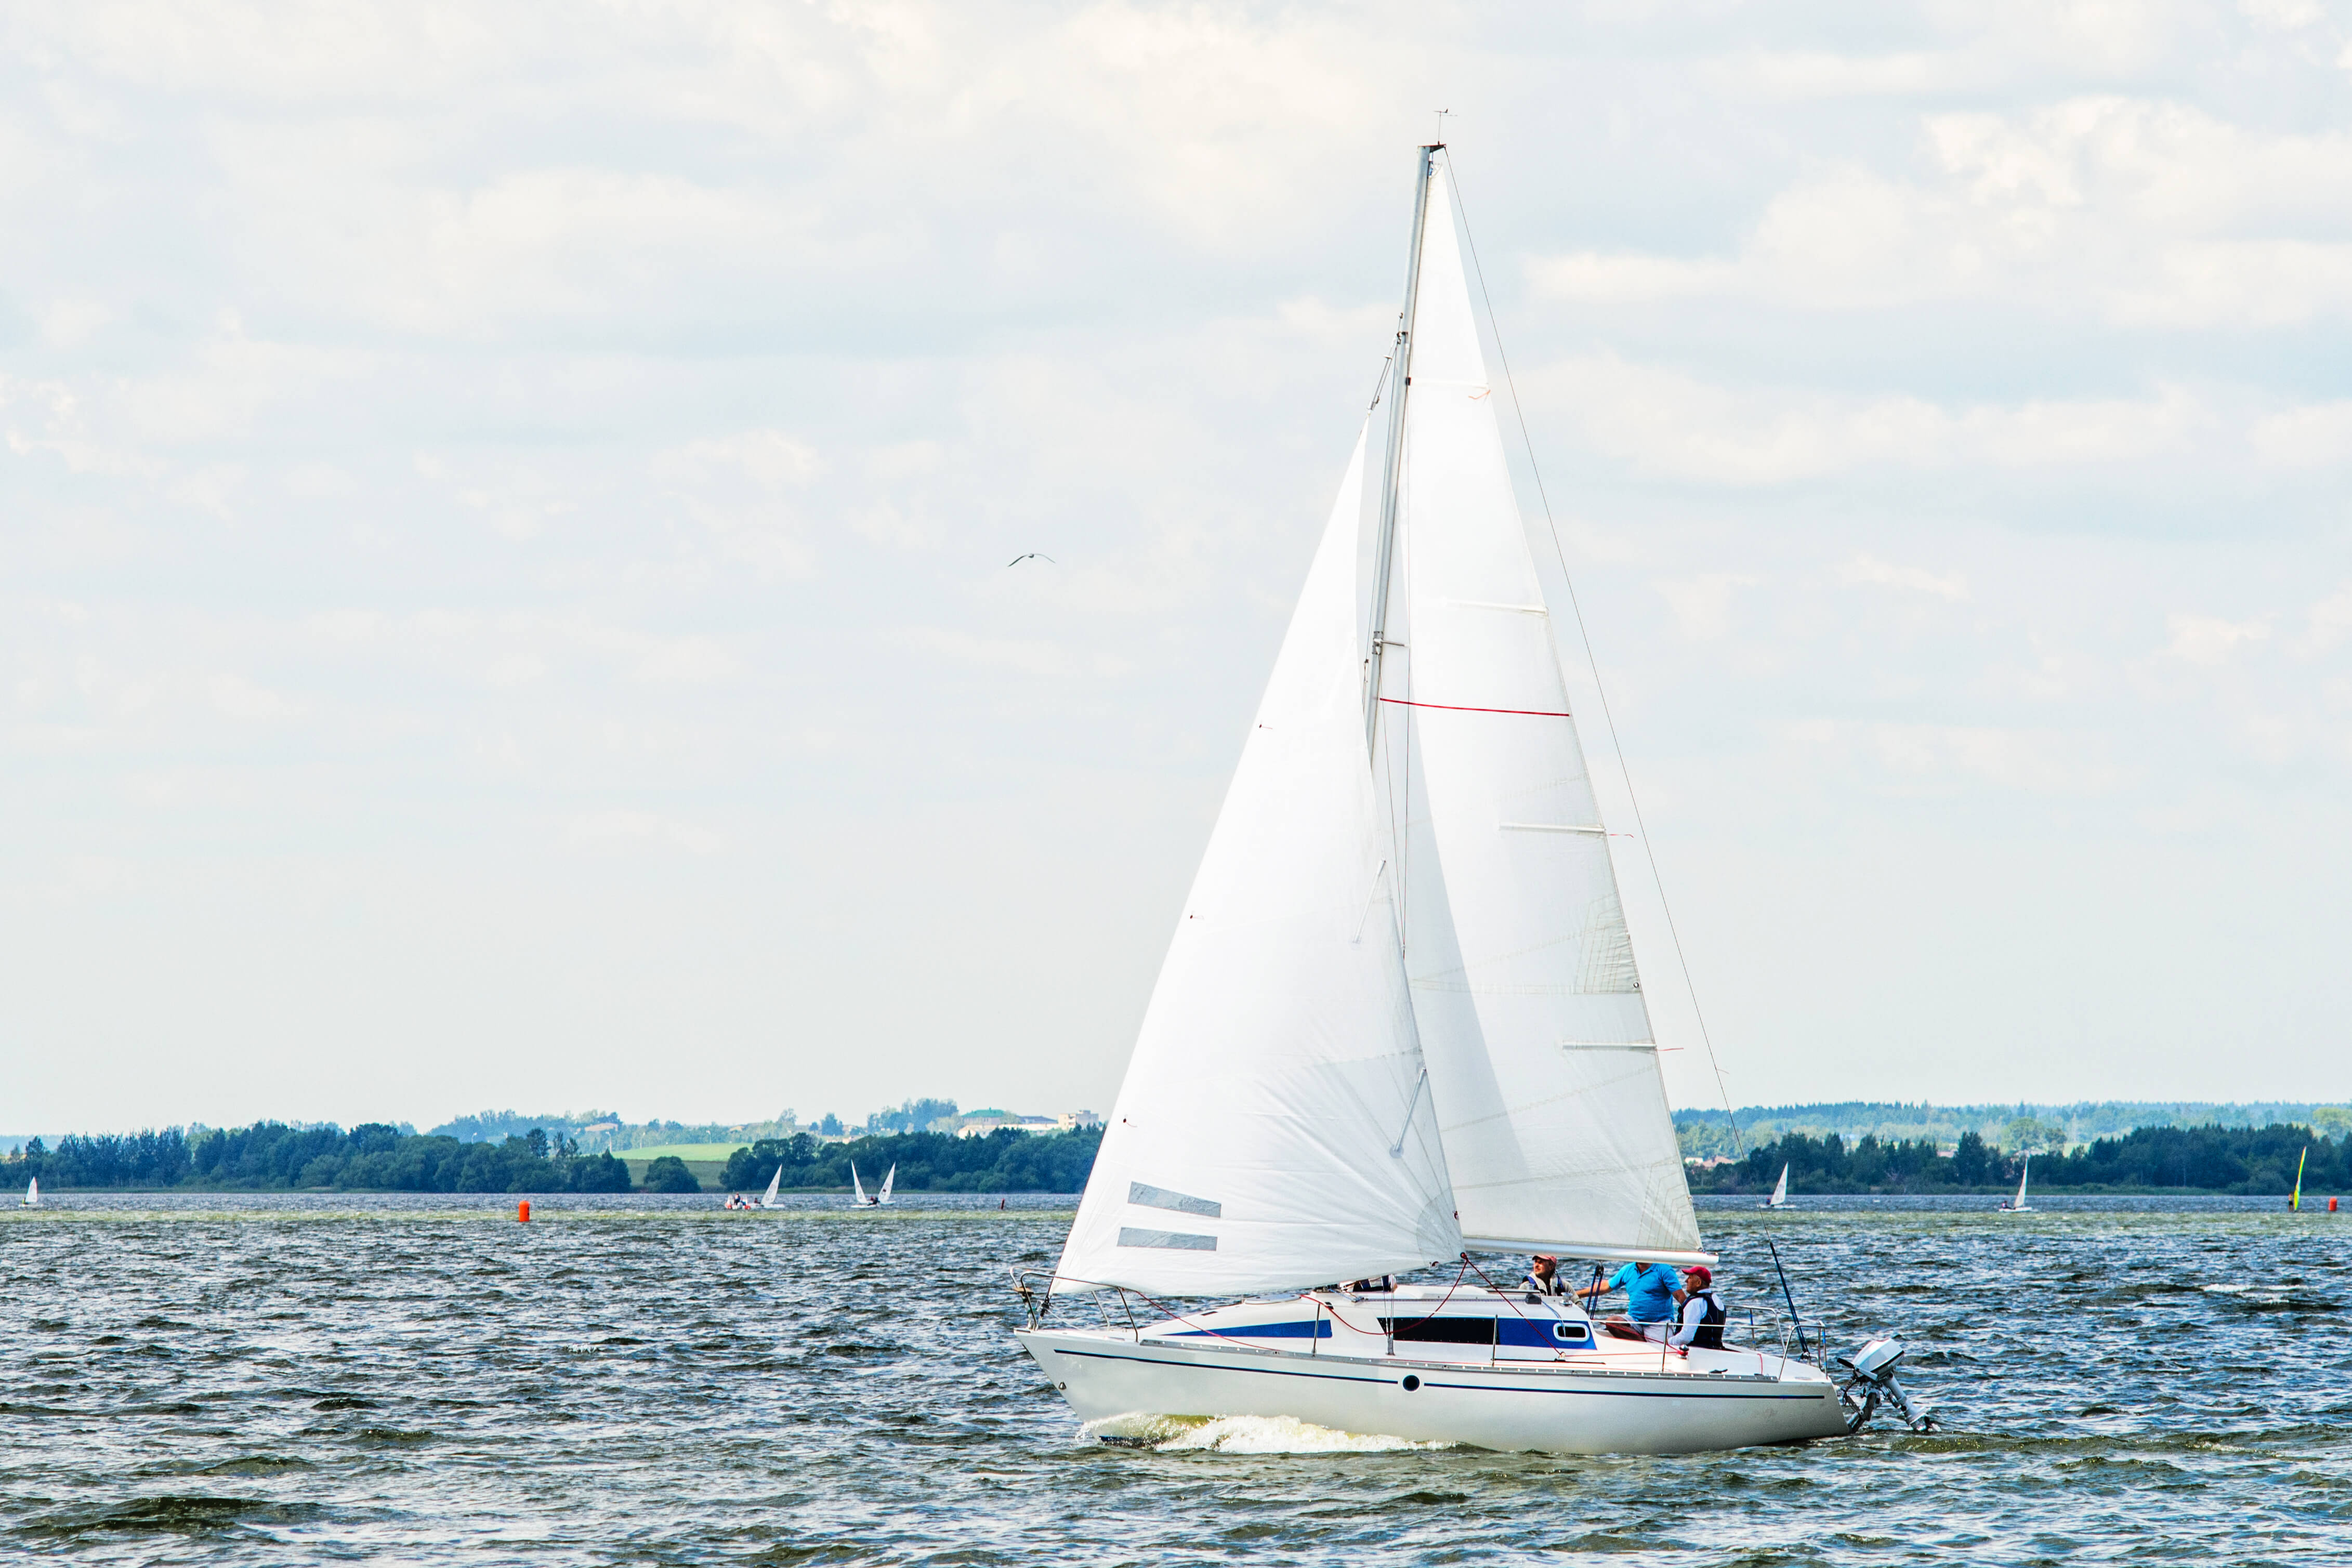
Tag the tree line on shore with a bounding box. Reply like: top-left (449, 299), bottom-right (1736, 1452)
top-left (11, 1116), bottom-right (2336, 1197)
top-left (708, 1128), bottom-right (1101, 1194)
top-left (1689, 1122), bottom-right (2347, 1196)
top-left (1, 1122), bottom-right (1106, 1194)
top-left (5, 1124), bottom-right (635, 1193)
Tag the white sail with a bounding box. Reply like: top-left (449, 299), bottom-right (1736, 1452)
top-left (2014, 1156), bottom-right (2030, 1210)
top-left (1768, 1165), bottom-right (1788, 1208)
top-left (761, 1165), bottom-right (782, 1209)
top-left (22, 1177), bottom-right (35, 1208)
top-left (877, 1165), bottom-right (895, 1205)
top-left (1053, 429), bottom-right (1461, 1297)
top-left (851, 1163), bottom-right (869, 1206)
top-left (1389, 173), bottom-right (1705, 1266)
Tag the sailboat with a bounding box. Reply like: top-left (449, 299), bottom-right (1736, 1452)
top-left (849, 1163), bottom-right (895, 1207)
top-left (2290, 1146), bottom-right (2306, 1212)
top-left (1760, 1164), bottom-right (1789, 1210)
top-left (759, 1165), bottom-right (783, 1210)
top-left (21, 1177), bottom-right (36, 1208)
top-left (1014, 146), bottom-right (1855, 1455)
top-left (2000, 1155), bottom-right (2033, 1213)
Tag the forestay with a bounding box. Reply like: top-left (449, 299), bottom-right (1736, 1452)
top-left (1054, 431), bottom-right (1461, 1297)
top-left (1386, 174), bottom-right (1706, 1267)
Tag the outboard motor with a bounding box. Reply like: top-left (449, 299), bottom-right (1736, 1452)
top-left (1835, 1337), bottom-right (1935, 1433)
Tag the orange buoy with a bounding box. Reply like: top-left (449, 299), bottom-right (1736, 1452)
top-left (2331, 1196), bottom-right (2339, 1213)
top-left (518, 1200), bottom-right (531, 1222)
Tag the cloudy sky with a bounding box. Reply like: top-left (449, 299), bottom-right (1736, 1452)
top-left (6, 0), bottom-right (2351, 1134)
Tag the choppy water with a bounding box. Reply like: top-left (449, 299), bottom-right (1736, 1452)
top-left (2, 1192), bottom-right (2345, 1564)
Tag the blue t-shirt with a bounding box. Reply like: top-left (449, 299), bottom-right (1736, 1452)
top-left (1608, 1262), bottom-right (1683, 1322)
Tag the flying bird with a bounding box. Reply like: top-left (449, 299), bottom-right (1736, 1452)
top-left (1006, 552), bottom-right (1056, 567)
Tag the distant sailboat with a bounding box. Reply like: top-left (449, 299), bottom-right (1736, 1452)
top-left (1760, 1164), bottom-right (1789, 1210)
top-left (2291, 1146), bottom-right (2307, 1212)
top-left (2000, 1155), bottom-right (2033, 1213)
top-left (760, 1165), bottom-right (782, 1210)
top-left (848, 1163), bottom-right (893, 1207)
top-left (21, 1177), bottom-right (36, 1208)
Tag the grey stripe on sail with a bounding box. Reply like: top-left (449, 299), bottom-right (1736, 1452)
top-left (1118, 1227), bottom-right (1217, 1251)
top-left (1127, 1181), bottom-right (1221, 1219)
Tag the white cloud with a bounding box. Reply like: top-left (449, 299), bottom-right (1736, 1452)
top-left (1840, 554), bottom-right (1970, 601)
top-left (654, 430), bottom-right (825, 578)
top-left (2240, 0), bottom-right (2324, 29)
top-left (1531, 354), bottom-right (2204, 485)
top-left (207, 673), bottom-right (301, 721)
top-left (1654, 574), bottom-right (1757, 640)
top-left (1274, 295), bottom-right (1396, 342)
top-left (565, 810), bottom-right (722, 854)
top-left (901, 626), bottom-right (1132, 679)
top-left (633, 637), bottom-right (737, 685)
top-left (2249, 401), bottom-right (2352, 467)
top-left (2301, 583), bottom-right (2352, 653)
top-left (1868, 723), bottom-right (2128, 795)
top-left (2165, 612), bottom-right (2272, 664)
top-left (1531, 97), bottom-right (2352, 329)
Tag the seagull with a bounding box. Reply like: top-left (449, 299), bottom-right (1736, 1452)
top-left (1006, 552), bottom-right (1056, 567)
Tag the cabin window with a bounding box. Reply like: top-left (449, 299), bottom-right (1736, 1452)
top-left (1381, 1316), bottom-right (1496, 1346)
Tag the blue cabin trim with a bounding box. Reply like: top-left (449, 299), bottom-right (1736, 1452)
top-left (1167, 1319), bottom-right (1333, 1340)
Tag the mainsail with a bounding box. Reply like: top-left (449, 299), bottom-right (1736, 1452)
top-left (1054, 430), bottom-right (1460, 1296)
top-left (1384, 172), bottom-right (1706, 1266)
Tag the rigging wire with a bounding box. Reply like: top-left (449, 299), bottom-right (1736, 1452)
top-left (1440, 151), bottom-right (1746, 1159)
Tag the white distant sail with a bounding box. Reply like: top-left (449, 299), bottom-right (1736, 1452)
top-left (1388, 175), bottom-right (1704, 1267)
top-left (851, 1163), bottom-right (869, 1206)
top-left (2005, 1155), bottom-right (2033, 1213)
top-left (1053, 428), bottom-right (1461, 1298)
top-left (761, 1165), bottom-right (782, 1209)
top-left (877, 1165), bottom-right (895, 1205)
top-left (1764, 1164), bottom-right (1789, 1209)
top-left (21, 1177), bottom-right (35, 1208)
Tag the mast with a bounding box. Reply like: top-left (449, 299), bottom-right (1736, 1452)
top-left (1365, 142), bottom-right (1443, 753)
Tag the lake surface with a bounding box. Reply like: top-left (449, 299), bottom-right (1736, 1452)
top-left (2, 1192), bottom-right (2345, 1564)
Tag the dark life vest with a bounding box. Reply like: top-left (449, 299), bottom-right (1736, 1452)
top-left (1689, 1289), bottom-right (1726, 1350)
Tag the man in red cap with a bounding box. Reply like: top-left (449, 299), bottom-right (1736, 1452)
top-left (1666, 1266), bottom-right (1726, 1354)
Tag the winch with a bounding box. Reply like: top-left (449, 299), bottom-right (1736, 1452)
top-left (1835, 1337), bottom-right (1936, 1433)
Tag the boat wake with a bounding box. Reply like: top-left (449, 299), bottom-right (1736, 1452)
top-left (1083, 1412), bottom-right (1452, 1454)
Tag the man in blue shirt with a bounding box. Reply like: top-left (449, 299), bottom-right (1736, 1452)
top-left (1579, 1259), bottom-right (1683, 1342)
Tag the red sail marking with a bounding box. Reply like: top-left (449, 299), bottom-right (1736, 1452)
top-left (1376, 696), bottom-right (1572, 718)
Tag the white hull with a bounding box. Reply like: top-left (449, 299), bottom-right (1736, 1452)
top-left (1019, 1290), bottom-right (1846, 1456)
